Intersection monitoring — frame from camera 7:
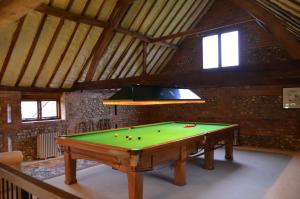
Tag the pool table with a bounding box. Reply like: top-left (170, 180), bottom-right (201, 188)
top-left (56, 122), bottom-right (239, 199)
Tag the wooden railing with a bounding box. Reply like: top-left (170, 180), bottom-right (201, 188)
top-left (0, 163), bottom-right (81, 199)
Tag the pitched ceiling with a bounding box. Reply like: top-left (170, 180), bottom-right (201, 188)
top-left (0, 0), bottom-right (213, 89)
top-left (257, 0), bottom-right (300, 40)
top-left (0, 0), bottom-right (299, 91)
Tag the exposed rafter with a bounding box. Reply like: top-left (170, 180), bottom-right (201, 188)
top-left (0, 17), bottom-right (25, 83)
top-left (85, 0), bottom-right (134, 81)
top-left (151, 18), bottom-right (255, 42)
top-left (35, 4), bottom-right (176, 50)
top-left (229, 0), bottom-right (300, 59)
top-left (0, 0), bottom-right (42, 27)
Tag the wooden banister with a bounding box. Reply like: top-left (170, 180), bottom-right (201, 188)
top-left (0, 163), bottom-right (81, 199)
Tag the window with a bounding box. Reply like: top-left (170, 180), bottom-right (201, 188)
top-left (21, 99), bottom-right (60, 121)
top-left (203, 31), bottom-right (239, 69)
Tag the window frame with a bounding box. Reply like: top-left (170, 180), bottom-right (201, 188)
top-left (21, 93), bottom-right (61, 122)
top-left (202, 29), bottom-right (240, 69)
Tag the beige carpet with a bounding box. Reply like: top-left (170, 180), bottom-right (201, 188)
top-left (45, 148), bottom-right (300, 199)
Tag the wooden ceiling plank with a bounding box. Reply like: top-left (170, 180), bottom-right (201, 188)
top-left (111, 0), bottom-right (169, 79)
top-left (142, 42), bottom-right (148, 76)
top-left (0, 17), bottom-right (25, 83)
top-left (36, 3), bottom-right (176, 50)
top-left (135, 0), bottom-right (189, 75)
top-left (0, 0), bottom-right (42, 28)
top-left (152, 18), bottom-right (254, 42)
top-left (96, 0), bottom-right (148, 81)
top-left (177, 0), bottom-right (214, 44)
top-left (36, 4), bottom-right (106, 28)
top-left (152, 49), bottom-right (174, 74)
top-left (59, 26), bottom-right (93, 88)
top-left (121, 0), bottom-right (179, 78)
top-left (46, 0), bottom-right (92, 88)
top-left (15, 14), bottom-right (47, 86)
top-left (85, 0), bottom-right (134, 82)
top-left (31, 19), bottom-right (64, 87)
top-left (229, 0), bottom-right (300, 59)
top-left (148, 0), bottom-right (205, 74)
top-left (148, 0), bottom-right (203, 74)
top-left (31, 1), bottom-right (74, 87)
top-left (121, 43), bottom-right (143, 78)
top-left (61, 1), bottom-right (105, 88)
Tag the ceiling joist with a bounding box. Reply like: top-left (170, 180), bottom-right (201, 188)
top-left (35, 4), bottom-right (176, 50)
top-left (85, 0), bottom-right (134, 81)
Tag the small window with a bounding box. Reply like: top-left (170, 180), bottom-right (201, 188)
top-left (21, 99), bottom-right (60, 122)
top-left (203, 30), bottom-right (239, 69)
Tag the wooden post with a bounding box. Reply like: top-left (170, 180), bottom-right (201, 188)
top-left (174, 146), bottom-right (187, 186)
top-left (64, 147), bottom-right (77, 185)
top-left (225, 134), bottom-right (234, 160)
top-left (127, 172), bottom-right (143, 199)
top-left (174, 160), bottom-right (186, 186)
top-left (203, 138), bottom-right (214, 170)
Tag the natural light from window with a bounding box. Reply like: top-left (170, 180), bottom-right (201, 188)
top-left (203, 35), bottom-right (219, 69)
top-left (202, 31), bottom-right (239, 69)
top-left (41, 101), bottom-right (57, 118)
top-left (21, 101), bottom-right (38, 120)
top-left (221, 31), bottom-right (239, 67)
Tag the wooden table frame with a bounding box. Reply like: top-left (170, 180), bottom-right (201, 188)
top-left (56, 122), bottom-right (239, 199)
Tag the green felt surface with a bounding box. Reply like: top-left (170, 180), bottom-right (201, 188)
top-left (65, 122), bottom-right (230, 150)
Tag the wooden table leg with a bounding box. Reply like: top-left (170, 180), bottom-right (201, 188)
top-left (174, 160), bottom-right (186, 186)
top-left (225, 137), bottom-right (233, 160)
top-left (64, 147), bottom-right (77, 185)
top-left (127, 172), bottom-right (143, 199)
top-left (203, 142), bottom-right (214, 170)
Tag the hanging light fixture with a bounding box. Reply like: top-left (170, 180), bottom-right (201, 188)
top-left (103, 85), bottom-right (205, 105)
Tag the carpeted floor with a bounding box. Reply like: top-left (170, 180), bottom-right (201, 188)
top-left (45, 148), bottom-right (300, 199)
top-left (21, 156), bottom-right (98, 180)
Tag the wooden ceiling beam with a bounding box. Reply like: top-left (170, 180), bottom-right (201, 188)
top-left (0, 17), bottom-right (25, 83)
top-left (96, 0), bottom-right (148, 81)
top-left (151, 18), bottom-right (255, 42)
top-left (0, 0), bottom-right (42, 27)
top-left (0, 85), bottom-right (72, 92)
top-left (229, 0), bottom-right (300, 59)
top-left (35, 4), bottom-right (177, 50)
top-left (36, 4), bottom-right (106, 27)
top-left (74, 60), bottom-right (300, 90)
top-left (85, 0), bottom-right (135, 81)
top-left (46, 0), bottom-right (91, 88)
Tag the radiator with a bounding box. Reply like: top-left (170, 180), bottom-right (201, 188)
top-left (37, 132), bottom-right (61, 159)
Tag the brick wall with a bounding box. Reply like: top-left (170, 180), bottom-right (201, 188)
top-left (0, 90), bottom-right (150, 160)
top-left (156, 0), bottom-right (300, 150)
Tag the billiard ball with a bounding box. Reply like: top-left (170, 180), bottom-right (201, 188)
top-left (128, 137), bottom-right (132, 140)
top-left (114, 133), bottom-right (119, 137)
top-left (157, 130), bottom-right (160, 132)
top-left (138, 137), bottom-right (141, 140)
top-left (126, 135), bottom-right (129, 138)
